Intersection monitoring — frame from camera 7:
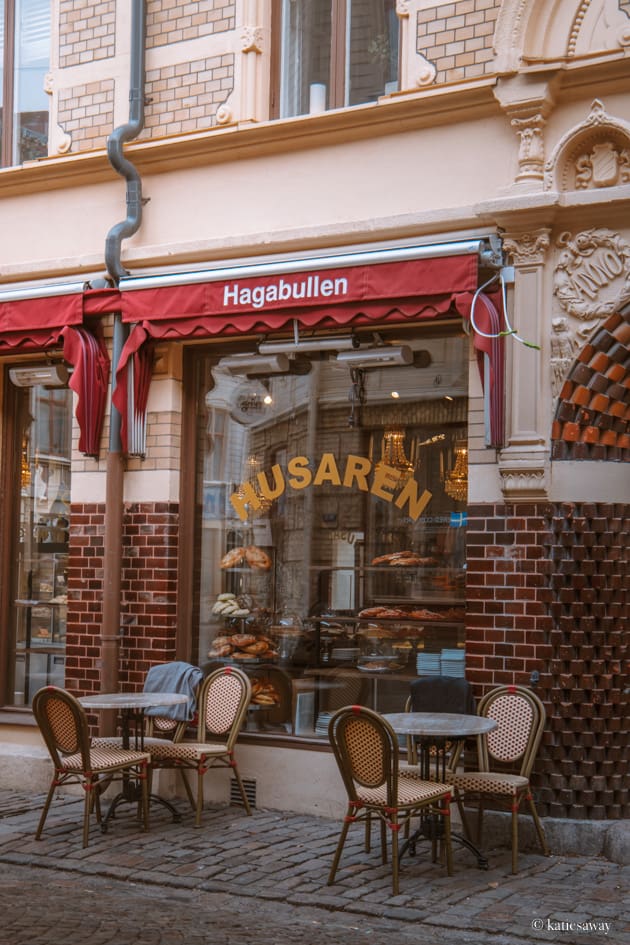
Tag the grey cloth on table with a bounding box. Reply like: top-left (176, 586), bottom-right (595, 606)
top-left (143, 661), bottom-right (204, 721)
top-left (409, 675), bottom-right (476, 715)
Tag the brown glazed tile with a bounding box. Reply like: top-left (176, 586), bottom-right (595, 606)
top-left (562, 421), bottom-right (580, 441)
top-left (590, 392), bottom-right (610, 412)
top-left (590, 351), bottom-right (611, 373)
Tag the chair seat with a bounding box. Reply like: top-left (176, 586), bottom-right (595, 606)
top-left (92, 735), bottom-right (173, 750)
top-left (148, 740), bottom-right (229, 762)
top-left (60, 746), bottom-right (150, 772)
top-left (358, 775), bottom-right (452, 807)
top-left (453, 771), bottom-right (529, 796)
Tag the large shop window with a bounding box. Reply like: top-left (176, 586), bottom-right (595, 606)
top-left (5, 376), bottom-right (71, 705)
top-left (273, 0), bottom-right (399, 118)
top-left (192, 330), bottom-right (468, 739)
top-left (0, 0), bottom-right (51, 166)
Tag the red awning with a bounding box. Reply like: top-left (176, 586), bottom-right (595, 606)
top-left (61, 326), bottom-right (111, 458)
top-left (119, 254), bottom-right (479, 336)
top-left (0, 286), bottom-right (120, 352)
top-left (0, 287), bottom-right (116, 457)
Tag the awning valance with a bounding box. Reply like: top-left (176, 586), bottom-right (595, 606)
top-left (118, 252), bottom-right (479, 335)
top-left (0, 286), bottom-right (115, 458)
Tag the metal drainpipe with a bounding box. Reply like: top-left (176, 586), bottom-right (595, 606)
top-left (100, 0), bottom-right (146, 728)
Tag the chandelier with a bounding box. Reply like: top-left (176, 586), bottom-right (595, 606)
top-left (235, 454), bottom-right (273, 519)
top-left (445, 444), bottom-right (468, 503)
top-left (377, 428), bottom-right (414, 482)
top-left (21, 437), bottom-right (31, 489)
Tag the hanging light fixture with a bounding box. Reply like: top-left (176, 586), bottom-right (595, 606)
top-left (445, 443), bottom-right (468, 502)
top-left (234, 454), bottom-right (273, 519)
top-left (377, 428), bottom-right (414, 482)
top-left (20, 437), bottom-right (31, 489)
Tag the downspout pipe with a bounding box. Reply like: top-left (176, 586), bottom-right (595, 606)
top-left (100, 0), bottom-right (146, 726)
top-left (105, 0), bottom-right (147, 285)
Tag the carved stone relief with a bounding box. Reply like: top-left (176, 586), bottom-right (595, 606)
top-left (511, 113), bottom-right (547, 182)
top-left (545, 100), bottom-right (630, 191)
top-left (241, 26), bottom-right (264, 54)
top-left (396, 1), bottom-right (437, 89)
top-left (551, 227), bottom-right (630, 393)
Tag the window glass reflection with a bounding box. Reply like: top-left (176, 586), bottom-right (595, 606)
top-left (195, 334), bottom-right (468, 738)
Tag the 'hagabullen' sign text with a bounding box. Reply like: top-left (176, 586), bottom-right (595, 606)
top-left (230, 453), bottom-right (432, 522)
top-left (223, 274), bottom-right (349, 310)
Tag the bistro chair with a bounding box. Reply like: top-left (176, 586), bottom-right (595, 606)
top-left (32, 686), bottom-right (150, 848)
top-left (451, 684), bottom-right (550, 874)
top-left (147, 665), bottom-right (252, 826)
top-left (401, 675), bottom-right (477, 779)
top-left (94, 661), bottom-right (204, 747)
top-left (327, 705), bottom-right (453, 896)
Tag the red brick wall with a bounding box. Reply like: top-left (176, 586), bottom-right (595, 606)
top-left (66, 502), bottom-right (180, 695)
top-left (466, 501), bottom-right (629, 820)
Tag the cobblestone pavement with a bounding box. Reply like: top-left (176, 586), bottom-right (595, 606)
top-left (0, 790), bottom-right (627, 945)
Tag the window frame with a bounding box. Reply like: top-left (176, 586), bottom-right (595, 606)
top-left (270, 0), bottom-right (400, 119)
top-left (1, 0), bottom-right (51, 168)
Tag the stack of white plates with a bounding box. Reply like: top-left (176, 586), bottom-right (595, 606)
top-left (315, 712), bottom-right (333, 737)
top-left (416, 653), bottom-right (441, 676)
top-left (440, 649), bottom-right (466, 677)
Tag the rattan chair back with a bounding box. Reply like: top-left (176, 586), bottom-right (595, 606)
top-left (477, 685), bottom-right (545, 776)
top-left (196, 665), bottom-right (252, 749)
top-left (33, 686), bottom-right (91, 771)
top-left (329, 705), bottom-right (397, 805)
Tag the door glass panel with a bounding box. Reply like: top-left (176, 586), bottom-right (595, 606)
top-left (12, 382), bottom-right (71, 705)
top-left (193, 333), bottom-right (468, 738)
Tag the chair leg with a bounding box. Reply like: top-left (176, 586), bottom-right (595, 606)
top-left (511, 800), bottom-right (520, 874)
top-left (178, 768), bottom-right (196, 811)
top-left (454, 789), bottom-right (472, 842)
top-left (380, 816), bottom-right (388, 864)
top-left (527, 793), bottom-right (550, 857)
top-left (140, 763), bottom-right (150, 832)
top-left (35, 780), bottom-right (57, 840)
top-left (364, 812), bottom-right (371, 852)
top-left (327, 813), bottom-right (351, 886)
top-left (195, 768), bottom-right (205, 827)
top-left (83, 777), bottom-right (95, 848)
top-left (442, 799), bottom-right (453, 876)
top-left (390, 815), bottom-right (400, 897)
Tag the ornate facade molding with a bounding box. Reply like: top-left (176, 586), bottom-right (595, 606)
top-left (511, 113), bottom-right (547, 182)
top-left (503, 230), bottom-right (551, 267)
top-left (553, 228), bottom-right (630, 322)
top-left (498, 455), bottom-right (549, 499)
top-left (544, 99), bottom-right (630, 191)
top-left (241, 26), bottom-right (264, 54)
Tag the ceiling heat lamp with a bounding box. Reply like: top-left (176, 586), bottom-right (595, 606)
top-left (336, 345), bottom-right (413, 368)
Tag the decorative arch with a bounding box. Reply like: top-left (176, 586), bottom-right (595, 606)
top-left (544, 100), bottom-right (630, 192)
top-left (494, 0), bottom-right (630, 72)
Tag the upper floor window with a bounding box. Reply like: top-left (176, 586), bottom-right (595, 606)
top-left (273, 0), bottom-right (399, 119)
top-left (1, 0), bottom-right (51, 166)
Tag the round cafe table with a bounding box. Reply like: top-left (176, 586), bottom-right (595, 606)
top-left (382, 711), bottom-right (497, 869)
top-left (80, 691), bottom-right (190, 829)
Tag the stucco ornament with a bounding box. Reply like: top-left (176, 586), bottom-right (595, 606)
top-left (544, 99), bottom-right (630, 191)
top-left (241, 27), bottom-right (263, 54)
top-left (511, 113), bottom-right (547, 182)
top-left (550, 317), bottom-right (578, 399)
top-left (553, 228), bottom-right (630, 323)
top-left (216, 103), bottom-right (234, 126)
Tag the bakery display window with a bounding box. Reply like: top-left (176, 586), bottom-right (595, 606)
top-left (191, 329), bottom-right (468, 739)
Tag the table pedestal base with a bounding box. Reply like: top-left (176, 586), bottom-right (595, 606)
top-left (99, 779), bottom-right (182, 833)
top-left (399, 816), bottom-right (489, 870)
